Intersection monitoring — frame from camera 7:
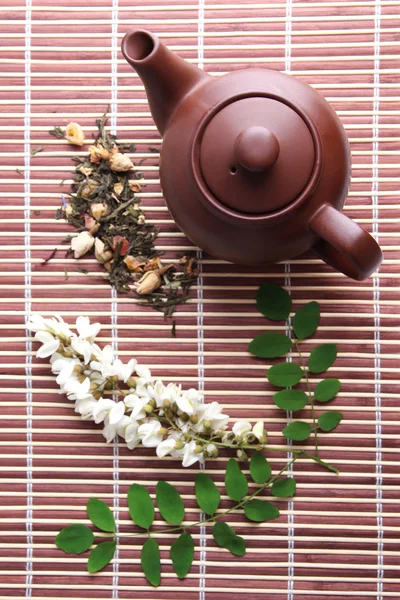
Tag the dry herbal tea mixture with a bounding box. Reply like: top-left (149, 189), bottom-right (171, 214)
top-left (49, 110), bottom-right (198, 317)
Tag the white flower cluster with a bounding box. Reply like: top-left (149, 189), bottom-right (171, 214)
top-left (28, 315), bottom-right (267, 467)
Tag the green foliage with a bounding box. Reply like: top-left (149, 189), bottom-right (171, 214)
top-left (195, 472), bottom-right (220, 515)
top-left (250, 451), bottom-right (272, 484)
top-left (156, 481), bottom-right (185, 525)
top-left (141, 538), bottom-right (161, 586)
top-left (87, 541), bottom-right (116, 573)
top-left (292, 301), bottom-right (320, 340)
top-left (128, 483), bottom-right (154, 530)
top-left (314, 378), bottom-right (341, 402)
top-left (212, 522), bottom-right (246, 556)
top-left (270, 477), bottom-right (296, 498)
top-left (273, 389), bottom-right (308, 411)
top-left (308, 344), bottom-right (337, 374)
top-left (244, 499), bottom-right (280, 522)
top-left (170, 531), bottom-right (194, 579)
top-left (267, 362), bottom-right (303, 387)
top-left (318, 411), bottom-right (343, 432)
top-left (86, 498), bottom-right (116, 533)
top-left (225, 458), bottom-right (248, 501)
top-left (248, 332), bottom-right (292, 358)
top-left (282, 421), bottom-right (312, 441)
top-left (256, 282), bottom-right (292, 321)
top-left (55, 524), bottom-right (94, 554)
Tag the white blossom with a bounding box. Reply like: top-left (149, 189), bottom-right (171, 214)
top-left (76, 316), bottom-right (101, 341)
top-left (196, 401), bottom-right (229, 432)
top-left (92, 398), bottom-right (117, 424)
top-left (34, 331), bottom-right (60, 358)
top-left (176, 388), bottom-right (202, 416)
top-left (113, 358), bottom-right (137, 383)
top-left (156, 436), bottom-right (177, 458)
top-left (182, 441), bottom-right (202, 468)
top-left (63, 376), bottom-right (91, 401)
top-left (124, 393), bottom-right (148, 420)
top-left (103, 414), bottom-right (131, 444)
top-left (232, 420), bottom-right (252, 438)
top-left (74, 396), bottom-right (98, 420)
top-left (90, 345), bottom-right (117, 377)
top-left (135, 364), bottom-right (152, 383)
top-left (51, 357), bottom-right (79, 386)
top-left (71, 337), bottom-right (95, 365)
top-left (123, 418), bottom-right (141, 450)
top-left (252, 420), bottom-right (266, 442)
top-left (138, 420), bottom-right (163, 447)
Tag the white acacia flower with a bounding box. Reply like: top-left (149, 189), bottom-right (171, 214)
top-left (63, 376), bottom-right (91, 401)
top-left (71, 337), bottom-right (95, 365)
top-left (113, 358), bottom-right (137, 383)
top-left (90, 345), bottom-right (117, 377)
top-left (102, 415), bottom-right (131, 444)
top-left (163, 383), bottom-right (183, 404)
top-left (76, 316), bottom-right (101, 341)
top-left (71, 231), bottom-right (94, 259)
top-left (156, 436), bottom-right (177, 458)
top-left (182, 441), bottom-right (203, 468)
top-left (121, 418), bottom-right (141, 450)
top-left (252, 420), bottom-right (266, 442)
top-left (92, 398), bottom-right (117, 424)
top-left (149, 380), bottom-right (167, 408)
top-left (74, 396), bottom-right (98, 420)
top-left (28, 315), bottom-right (74, 339)
top-left (34, 331), bottom-right (60, 358)
top-left (108, 401), bottom-right (125, 425)
top-left (135, 364), bottom-right (152, 383)
top-left (176, 388), bottom-right (202, 416)
top-left (51, 357), bottom-right (79, 386)
top-left (138, 420), bottom-right (163, 447)
top-left (196, 401), bottom-right (229, 432)
top-left (124, 393), bottom-right (148, 420)
top-left (232, 420), bottom-right (252, 438)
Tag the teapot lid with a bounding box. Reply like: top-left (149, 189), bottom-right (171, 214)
top-left (199, 97), bottom-right (315, 214)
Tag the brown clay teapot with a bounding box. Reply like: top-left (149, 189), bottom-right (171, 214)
top-left (122, 30), bottom-right (383, 280)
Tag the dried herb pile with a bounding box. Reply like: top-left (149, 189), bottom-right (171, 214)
top-left (52, 111), bottom-right (198, 316)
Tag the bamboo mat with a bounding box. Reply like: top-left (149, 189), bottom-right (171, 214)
top-left (0, 0), bottom-right (400, 598)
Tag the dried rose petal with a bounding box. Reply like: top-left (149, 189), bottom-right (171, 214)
top-left (112, 235), bottom-right (130, 256)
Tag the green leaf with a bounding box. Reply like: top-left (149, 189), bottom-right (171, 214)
top-left (225, 458), bottom-right (248, 502)
top-left (156, 481), bottom-right (184, 526)
top-left (170, 531), bottom-right (194, 579)
top-left (250, 451), bottom-right (272, 484)
top-left (308, 344), bottom-right (337, 374)
top-left (256, 282), bottom-right (292, 321)
top-left (212, 522), bottom-right (246, 556)
top-left (267, 362), bottom-right (303, 387)
top-left (248, 332), bottom-right (292, 359)
top-left (314, 378), bottom-right (341, 402)
top-left (282, 421), bottom-right (312, 441)
top-left (292, 301), bottom-right (320, 340)
top-left (86, 498), bottom-right (115, 533)
top-left (128, 483), bottom-right (154, 530)
top-left (55, 524), bottom-right (94, 554)
top-left (273, 389), bottom-right (308, 411)
top-left (87, 541), bottom-right (116, 573)
top-left (271, 477), bottom-right (297, 498)
top-left (141, 537), bottom-right (161, 587)
top-left (318, 411), bottom-right (343, 432)
top-left (244, 499), bottom-right (280, 522)
top-left (195, 473), bottom-right (220, 515)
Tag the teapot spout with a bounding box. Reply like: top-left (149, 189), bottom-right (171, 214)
top-left (122, 30), bottom-right (210, 135)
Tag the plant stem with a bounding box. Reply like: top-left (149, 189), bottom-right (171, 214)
top-left (293, 338), bottom-right (319, 457)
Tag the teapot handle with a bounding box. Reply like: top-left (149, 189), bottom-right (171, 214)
top-left (309, 204), bottom-right (383, 281)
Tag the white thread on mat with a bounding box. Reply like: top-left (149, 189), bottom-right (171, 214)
top-left (373, 2), bottom-right (384, 599)
top-left (284, 3), bottom-right (294, 599)
top-left (197, 1), bottom-right (206, 599)
top-left (24, 0), bottom-right (33, 596)
top-left (111, 0), bottom-right (120, 596)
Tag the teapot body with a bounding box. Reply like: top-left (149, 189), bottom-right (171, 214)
top-left (160, 68), bottom-right (350, 265)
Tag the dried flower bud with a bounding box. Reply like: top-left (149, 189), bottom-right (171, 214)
top-left (137, 214), bottom-right (146, 225)
top-left (108, 148), bottom-right (134, 172)
top-left (65, 122), bottom-right (85, 146)
top-left (77, 164), bottom-right (93, 177)
top-left (89, 143), bottom-right (110, 163)
top-left (143, 257), bottom-right (162, 272)
top-left (135, 270), bottom-right (162, 295)
top-left (112, 235), bottom-right (130, 256)
top-left (90, 202), bottom-right (110, 221)
top-left (130, 181), bottom-right (141, 193)
top-left (113, 182), bottom-right (124, 196)
top-left (83, 214), bottom-right (96, 230)
top-left (94, 238), bottom-right (113, 264)
top-left (65, 203), bottom-right (74, 217)
top-left (80, 180), bottom-right (98, 198)
top-left (133, 202), bottom-right (141, 211)
top-left (123, 255), bottom-right (145, 272)
top-left (71, 231), bottom-right (95, 258)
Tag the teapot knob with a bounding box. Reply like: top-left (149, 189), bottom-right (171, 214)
top-left (234, 126), bottom-right (280, 173)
